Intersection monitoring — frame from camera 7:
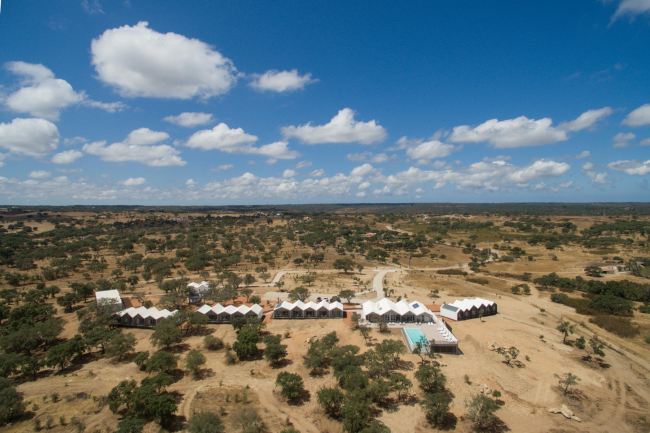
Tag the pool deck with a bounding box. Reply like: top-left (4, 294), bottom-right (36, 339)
top-left (404, 325), bottom-right (448, 345)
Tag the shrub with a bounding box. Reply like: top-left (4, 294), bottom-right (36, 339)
top-left (550, 293), bottom-right (569, 304)
top-left (437, 269), bottom-right (467, 276)
top-left (186, 411), bottom-right (225, 433)
top-left (589, 295), bottom-right (634, 316)
top-left (467, 277), bottom-right (489, 285)
top-left (589, 315), bottom-right (640, 338)
top-left (638, 305), bottom-right (650, 314)
top-left (204, 335), bottom-right (224, 351)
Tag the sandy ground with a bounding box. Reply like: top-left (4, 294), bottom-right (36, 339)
top-left (4, 212), bottom-right (650, 432)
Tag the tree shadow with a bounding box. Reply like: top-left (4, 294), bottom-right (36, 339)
top-left (287, 389), bottom-right (311, 406)
top-left (396, 359), bottom-right (415, 371)
top-left (271, 358), bottom-right (293, 369)
top-left (480, 416), bottom-right (510, 433)
top-left (436, 412), bottom-right (458, 431)
top-left (308, 368), bottom-right (330, 378)
top-left (165, 414), bottom-right (187, 432)
top-left (195, 368), bottom-right (215, 380)
top-left (165, 343), bottom-right (191, 354)
top-left (170, 368), bottom-right (186, 382)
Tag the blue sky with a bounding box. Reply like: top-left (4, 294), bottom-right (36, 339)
top-left (0, 0), bottom-right (649, 205)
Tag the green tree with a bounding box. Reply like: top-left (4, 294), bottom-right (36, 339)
top-left (341, 390), bottom-right (372, 433)
top-left (0, 377), bottom-right (25, 424)
top-left (185, 349), bottom-right (207, 378)
top-left (350, 312), bottom-right (361, 329)
top-left (150, 319), bottom-right (183, 349)
top-left (557, 319), bottom-right (575, 344)
top-left (420, 391), bottom-right (451, 426)
top-left (264, 342), bottom-right (288, 366)
top-left (276, 372), bottom-right (305, 401)
top-left (316, 386), bottom-right (345, 418)
top-left (415, 364), bottom-right (446, 393)
top-left (186, 411), bottom-right (225, 433)
top-left (105, 332), bottom-right (137, 361)
top-left (333, 258), bottom-right (355, 274)
top-left (243, 274), bottom-right (256, 287)
top-left (232, 329), bottom-right (259, 359)
top-left (339, 289), bottom-right (355, 303)
top-left (241, 288), bottom-right (254, 302)
top-left (145, 351), bottom-right (178, 375)
top-left (389, 373), bottom-right (412, 401)
top-left (555, 372), bottom-right (580, 395)
top-left (288, 286), bottom-right (310, 302)
top-left (585, 266), bottom-right (602, 277)
top-left (465, 394), bottom-right (500, 430)
top-left (115, 417), bottom-right (146, 433)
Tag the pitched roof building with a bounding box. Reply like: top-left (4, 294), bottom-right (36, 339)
top-left (273, 300), bottom-right (343, 319)
top-left (362, 299), bottom-right (435, 323)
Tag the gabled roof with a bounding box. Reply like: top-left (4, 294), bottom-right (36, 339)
top-left (196, 303), bottom-right (263, 316)
top-left (273, 300), bottom-right (343, 311)
top-left (117, 307), bottom-right (177, 320)
top-left (187, 281), bottom-right (210, 293)
top-left (362, 299), bottom-right (435, 317)
top-left (448, 297), bottom-right (495, 312)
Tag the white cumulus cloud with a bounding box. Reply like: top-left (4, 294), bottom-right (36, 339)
top-left (282, 169), bottom-right (297, 178)
top-left (405, 140), bottom-right (457, 160)
top-left (607, 159), bottom-right (650, 176)
top-left (581, 162), bottom-right (612, 184)
top-left (185, 124), bottom-right (300, 161)
top-left (249, 69), bottom-right (316, 92)
top-left (124, 128), bottom-right (170, 145)
top-left (164, 112), bottom-right (214, 127)
top-left (0, 118), bottom-right (59, 156)
top-left (346, 151), bottom-right (394, 163)
top-left (119, 177), bottom-right (146, 186)
top-left (51, 150), bottom-right (83, 164)
top-left (4, 62), bottom-right (83, 120)
top-left (449, 108), bottom-right (611, 148)
top-left (211, 164), bottom-right (234, 172)
top-left (91, 21), bottom-right (237, 99)
top-left (281, 108), bottom-right (387, 145)
top-left (4, 61), bottom-right (125, 120)
top-left (612, 132), bottom-right (635, 148)
top-left (29, 170), bottom-right (52, 179)
top-left (622, 103), bottom-right (650, 127)
top-left (186, 123), bottom-right (257, 151)
top-left (558, 107), bottom-right (613, 132)
top-left (83, 128), bottom-right (185, 167)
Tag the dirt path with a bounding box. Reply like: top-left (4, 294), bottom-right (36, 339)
top-left (253, 382), bottom-right (321, 433)
top-left (371, 269), bottom-right (395, 300)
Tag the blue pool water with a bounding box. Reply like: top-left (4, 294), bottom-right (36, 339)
top-left (404, 328), bottom-right (428, 345)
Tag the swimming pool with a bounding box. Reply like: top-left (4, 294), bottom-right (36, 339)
top-left (403, 327), bottom-right (429, 352)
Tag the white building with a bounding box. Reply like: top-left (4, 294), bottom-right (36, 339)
top-left (95, 289), bottom-right (124, 313)
top-left (273, 300), bottom-right (343, 319)
top-left (116, 307), bottom-right (177, 327)
top-left (439, 298), bottom-right (497, 321)
top-left (187, 281), bottom-right (210, 302)
top-left (196, 303), bottom-right (264, 323)
top-left (362, 299), bottom-right (435, 323)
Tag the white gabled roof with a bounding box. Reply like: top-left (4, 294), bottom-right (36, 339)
top-left (274, 300), bottom-right (343, 311)
top-left (196, 303), bottom-right (264, 316)
top-left (117, 307), bottom-right (177, 320)
top-left (448, 297), bottom-right (495, 312)
top-left (187, 281), bottom-right (210, 293)
top-left (362, 299), bottom-right (435, 317)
